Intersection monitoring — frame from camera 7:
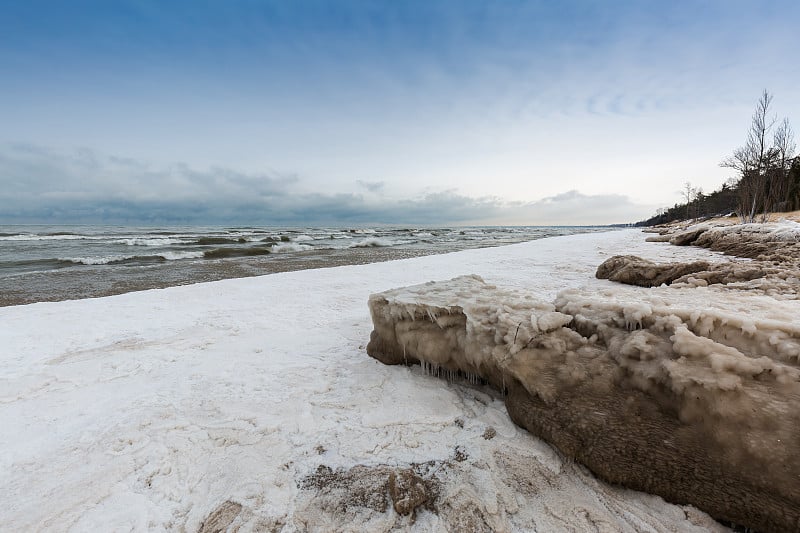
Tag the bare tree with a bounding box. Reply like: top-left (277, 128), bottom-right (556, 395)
top-left (721, 89), bottom-right (777, 222)
top-left (683, 181), bottom-right (694, 220)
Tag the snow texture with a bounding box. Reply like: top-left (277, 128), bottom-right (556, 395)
top-left (1, 229), bottom-right (734, 532)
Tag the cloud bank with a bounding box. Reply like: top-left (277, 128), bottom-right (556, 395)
top-left (0, 145), bottom-right (651, 225)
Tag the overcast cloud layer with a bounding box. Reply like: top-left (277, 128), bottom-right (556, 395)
top-left (1, 1), bottom-right (798, 225)
top-left (0, 144), bottom-right (646, 225)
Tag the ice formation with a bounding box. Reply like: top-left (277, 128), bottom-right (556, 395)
top-left (367, 274), bottom-right (800, 532)
top-left (595, 255), bottom-right (768, 288)
top-left (595, 255), bottom-right (711, 286)
top-left (654, 220), bottom-right (800, 264)
top-left (628, 221), bottom-right (800, 298)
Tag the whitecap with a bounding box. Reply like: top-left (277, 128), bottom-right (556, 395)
top-left (349, 237), bottom-right (398, 248)
top-left (159, 251), bottom-right (205, 261)
top-left (271, 243), bottom-right (314, 253)
top-left (116, 238), bottom-right (186, 246)
top-left (61, 255), bottom-right (136, 265)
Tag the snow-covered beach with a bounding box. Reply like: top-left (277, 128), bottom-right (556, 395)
top-left (0, 229), bottom-right (759, 531)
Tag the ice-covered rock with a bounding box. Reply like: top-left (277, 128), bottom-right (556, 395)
top-left (668, 226), bottom-right (710, 246)
top-left (597, 255), bottom-right (766, 288)
top-left (639, 222), bottom-right (800, 299)
top-left (595, 255), bottom-right (711, 286)
top-left (367, 275), bottom-right (800, 532)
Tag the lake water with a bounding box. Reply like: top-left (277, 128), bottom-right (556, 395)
top-left (0, 224), bottom-right (615, 305)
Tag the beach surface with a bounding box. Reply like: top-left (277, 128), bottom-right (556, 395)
top-left (0, 229), bottom-right (733, 531)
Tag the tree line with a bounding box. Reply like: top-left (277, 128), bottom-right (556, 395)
top-left (637, 90), bottom-right (799, 226)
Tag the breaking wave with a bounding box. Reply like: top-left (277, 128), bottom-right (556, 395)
top-left (349, 238), bottom-right (409, 248)
top-left (0, 234), bottom-right (105, 241)
top-left (271, 243), bottom-right (314, 253)
top-left (61, 251), bottom-right (205, 265)
top-left (117, 237), bottom-right (190, 246)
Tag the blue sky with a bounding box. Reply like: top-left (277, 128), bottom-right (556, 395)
top-left (1, 1), bottom-right (799, 224)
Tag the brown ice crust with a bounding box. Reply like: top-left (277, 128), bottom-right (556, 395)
top-left (595, 255), bottom-right (712, 286)
top-left (596, 255), bottom-right (766, 288)
top-left (616, 221), bottom-right (800, 298)
top-left (366, 275), bottom-right (800, 533)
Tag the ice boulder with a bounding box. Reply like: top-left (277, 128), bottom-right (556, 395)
top-left (367, 275), bottom-right (800, 533)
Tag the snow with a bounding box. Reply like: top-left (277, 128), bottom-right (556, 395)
top-left (0, 229), bottom-right (732, 531)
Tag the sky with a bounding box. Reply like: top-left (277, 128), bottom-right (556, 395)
top-left (1, 0), bottom-right (799, 225)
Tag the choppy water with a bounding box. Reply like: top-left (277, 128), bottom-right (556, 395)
top-left (0, 224), bottom-right (614, 305)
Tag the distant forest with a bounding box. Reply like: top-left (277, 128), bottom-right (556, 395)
top-left (637, 90), bottom-right (800, 227)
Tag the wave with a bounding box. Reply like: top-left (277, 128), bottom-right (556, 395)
top-left (116, 237), bottom-right (190, 246)
top-left (0, 257), bottom-right (78, 272)
top-left (292, 234), bottom-right (314, 242)
top-left (194, 237), bottom-right (248, 245)
top-left (349, 237), bottom-right (399, 248)
top-left (271, 243), bottom-right (314, 253)
top-left (61, 251), bottom-right (205, 265)
top-left (0, 234), bottom-right (105, 241)
top-left (202, 247), bottom-right (273, 259)
top-left (160, 251), bottom-right (206, 261)
top-left (62, 255), bottom-right (138, 265)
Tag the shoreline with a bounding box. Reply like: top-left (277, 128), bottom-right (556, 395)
top-left (0, 226), bottom-right (613, 307)
top-left (0, 246), bottom-right (442, 307)
top-left (0, 228), bottom-right (753, 531)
